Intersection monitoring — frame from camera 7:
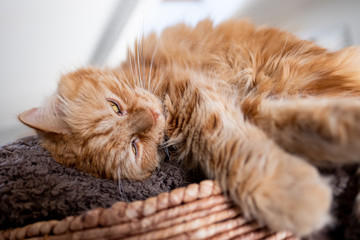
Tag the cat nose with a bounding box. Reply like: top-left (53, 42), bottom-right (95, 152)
top-left (131, 108), bottom-right (156, 133)
top-left (150, 110), bottom-right (160, 122)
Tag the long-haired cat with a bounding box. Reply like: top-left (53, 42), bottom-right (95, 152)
top-left (19, 19), bottom-right (360, 236)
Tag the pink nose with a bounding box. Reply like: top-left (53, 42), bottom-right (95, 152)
top-left (150, 110), bottom-right (160, 122)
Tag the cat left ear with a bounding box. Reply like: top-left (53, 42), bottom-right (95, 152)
top-left (19, 106), bottom-right (71, 135)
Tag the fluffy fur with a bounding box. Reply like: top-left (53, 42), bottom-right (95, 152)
top-left (19, 19), bottom-right (360, 236)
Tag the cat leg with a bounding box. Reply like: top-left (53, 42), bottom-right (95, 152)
top-left (165, 81), bottom-right (331, 236)
top-left (209, 125), bottom-right (332, 236)
top-left (175, 107), bottom-right (332, 235)
top-left (251, 97), bottom-right (360, 165)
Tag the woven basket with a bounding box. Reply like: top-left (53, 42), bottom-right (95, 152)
top-left (1, 180), bottom-right (296, 240)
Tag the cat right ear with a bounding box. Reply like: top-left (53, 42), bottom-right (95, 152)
top-left (19, 106), bottom-right (71, 135)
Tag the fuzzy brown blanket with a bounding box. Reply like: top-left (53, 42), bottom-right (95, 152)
top-left (0, 136), bottom-right (199, 230)
top-left (0, 136), bottom-right (360, 239)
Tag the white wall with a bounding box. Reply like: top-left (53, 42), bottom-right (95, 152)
top-left (0, 0), bottom-right (118, 145)
top-left (236, 0), bottom-right (360, 50)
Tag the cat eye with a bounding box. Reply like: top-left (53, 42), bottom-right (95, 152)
top-left (107, 99), bottom-right (123, 115)
top-left (131, 139), bottom-right (139, 157)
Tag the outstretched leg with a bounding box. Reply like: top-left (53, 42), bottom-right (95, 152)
top-left (212, 124), bottom-right (332, 236)
top-left (252, 97), bottom-right (360, 166)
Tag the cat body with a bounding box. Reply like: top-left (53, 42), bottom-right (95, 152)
top-left (19, 19), bottom-right (360, 236)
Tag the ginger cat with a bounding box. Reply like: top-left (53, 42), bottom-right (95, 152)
top-left (19, 19), bottom-right (360, 236)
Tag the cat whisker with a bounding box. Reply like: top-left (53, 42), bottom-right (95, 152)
top-left (136, 40), bottom-right (144, 89)
top-left (142, 34), bottom-right (151, 91)
top-left (117, 166), bottom-right (129, 202)
top-left (148, 42), bottom-right (159, 93)
top-left (139, 32), bottom-right (147, 91)
top-left (57, 95), bottom-right (70, 112)
top-left (162, 138), bottom-right (179, 152)
top-left (153, 71), bottom-right (165, 95)
top-left (118, 64), bottom-right (135, 93)
top-left (128, 48), bottom-right (138, 88)
top-left (159, 142), bottom-right (170, 158)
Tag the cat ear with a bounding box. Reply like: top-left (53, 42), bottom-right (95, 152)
top-left (19, 104), bottom-right (71, 135)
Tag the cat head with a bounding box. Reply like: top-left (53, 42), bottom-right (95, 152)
top-left (19, 67), bottom-right (166, 180)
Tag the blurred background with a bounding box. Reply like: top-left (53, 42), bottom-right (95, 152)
top-left (1, 0), bottom-right (360, 145)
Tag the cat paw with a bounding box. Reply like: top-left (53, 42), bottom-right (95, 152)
top-left (229, 154), bottom-right (332, 236)
top-left (256, 158), bottom-right (331, 236)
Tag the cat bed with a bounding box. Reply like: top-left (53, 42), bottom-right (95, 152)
top-left (0, 137), bottom-right (359, 239)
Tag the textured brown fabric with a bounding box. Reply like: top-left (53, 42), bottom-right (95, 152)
top-left (0, 136), bottom-right (196, 230)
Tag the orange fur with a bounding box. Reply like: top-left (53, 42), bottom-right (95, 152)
top-left (19, 19), bottom-right (360, 236)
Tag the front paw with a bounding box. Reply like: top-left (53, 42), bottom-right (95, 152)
top-left (229, 154), bottom-right (332, 236)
